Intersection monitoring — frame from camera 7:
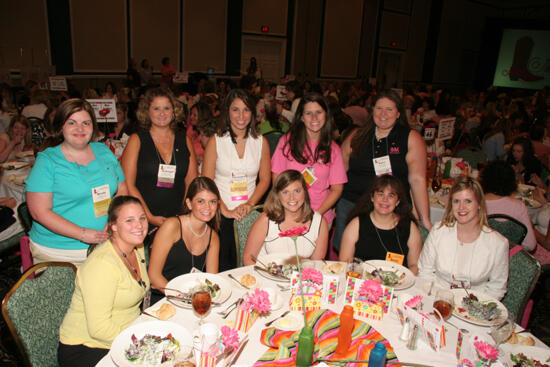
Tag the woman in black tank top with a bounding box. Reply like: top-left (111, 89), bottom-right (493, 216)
top-left (339, 174), bottom-right (422, 275)
top-left (148, 177), bottom-right (221, 301)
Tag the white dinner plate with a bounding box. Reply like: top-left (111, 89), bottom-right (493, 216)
top-left (165, 273), bottom-right (231, 308)
top-left (501, 345), bottom-right (550, 367)
top-left (273, 311), bottom-right (305, 331)
top-left (362, 260), bottom-right (415, 290)
top-left (255, 254), bottom-right (298, 283)
top-left (110, 320), bottom-right (193, 367)
top-left (451, 289), bottom-right (508, 327)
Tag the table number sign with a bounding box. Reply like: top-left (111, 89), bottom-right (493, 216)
top-left (343, 277), bottom-right (393, 321)
top-left (437, 117), bottom-right (456, 141)
top-left (49, 76), bottom-right (68, 91)
top-left (86, 99), bottom-right (117, 123)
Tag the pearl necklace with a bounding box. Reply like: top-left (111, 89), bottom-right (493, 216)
top-left (186, 215), bottom-right (208, 238)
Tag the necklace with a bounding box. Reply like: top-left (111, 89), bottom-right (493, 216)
top-left (372, 215), bottom-right (405, 256)
top-left (112, 240), bottom-right (146, 290)
top-left (186, 215), bottom-right (207, 238)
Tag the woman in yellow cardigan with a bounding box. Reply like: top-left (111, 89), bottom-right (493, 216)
top-left (58, 196), bottom-right (150, 366)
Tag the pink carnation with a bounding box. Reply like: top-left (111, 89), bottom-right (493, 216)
top-left (405, 295), bottom-right (422, 309)
top-left (301, 268), bottom-right (323, 284)
top-left (278, 226), bottom-right (308, 238)
top-left (240, 288), bottom-right (271, 314)
top-left (473, 341), bottom-right (499, 361)
top-left (358, 279), bottom-right (383, 301)
top-left (220, 326), bottom-right (239, 351)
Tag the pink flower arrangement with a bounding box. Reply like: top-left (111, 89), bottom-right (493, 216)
top-left (240, 288), bottom-right (271, 315)
top-left (358, 279), bottom-right (383, 301)
top-left (474, 340), bottom-right (498, 362)
top-left (220, 326), bottom-right (240, 351)
top-left (405, 295), bottom-right (422, 309)
top-left (278, 226), bottom-right (308, 238)
top-left (301, 268), bottom-right (323, 284)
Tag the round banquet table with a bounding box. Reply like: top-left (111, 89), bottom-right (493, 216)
top-left (96, 263), bottom-right (549, 367)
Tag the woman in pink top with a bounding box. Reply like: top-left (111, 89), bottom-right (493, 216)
top-left (481, 160), bottom-right (550, 265)
top-left (271, 92), bottom-right (347, 225)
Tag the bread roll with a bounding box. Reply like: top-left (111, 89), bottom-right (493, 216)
top-left (152, 303), bottom-right (176, 320)
top-left (241, 274), bottom-right (256, 287)
top-left (518, 334), bottom-right (535, 346)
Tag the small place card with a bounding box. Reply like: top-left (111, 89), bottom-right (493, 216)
top-left (404, 305), bottom-right (446, 351)
top-left (343, 277), bottom-right (393, 321)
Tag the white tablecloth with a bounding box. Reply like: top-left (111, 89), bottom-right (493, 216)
top-left (97, 264), bottom-right (548, 366)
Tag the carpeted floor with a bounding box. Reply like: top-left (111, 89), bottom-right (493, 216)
top-left (0, 249), bottom-right (549, 365)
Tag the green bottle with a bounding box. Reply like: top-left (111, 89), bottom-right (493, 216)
top-left (296, 325), bottom-right (314, 367)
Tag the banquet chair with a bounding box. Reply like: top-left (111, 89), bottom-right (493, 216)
top-left (263, 130), bottom-right (283, 157)
top-left (501, 244), bottom-right (541, 327)
top-left (234, 205), bottom-right (263, 267)
top-left (487, 214), bottom-right (528, 245)
top-left (2, 262), bottom-right (77, 367)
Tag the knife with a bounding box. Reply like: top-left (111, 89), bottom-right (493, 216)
top-left (253, 265), bottom-right (289, 280)
top-left (228, 273), bottom-right (250, 289)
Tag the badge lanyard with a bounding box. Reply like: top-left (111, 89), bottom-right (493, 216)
top-left (230, 141), bottom-right (249, 202)
top-left (154, 143), bottom-right (177, 188)
top-left (450, 237), bottom-right (476, 289)
top-left (372, 134), bottom-right (392, 176)
top-left (373, 225), bottom-right (405, 265)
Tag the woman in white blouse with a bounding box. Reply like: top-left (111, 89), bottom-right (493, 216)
top-left (418, 176), bottom-right (509, 300)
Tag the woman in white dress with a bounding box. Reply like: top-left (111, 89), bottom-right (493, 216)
top-left (242, 169), bottom-right (328, 265)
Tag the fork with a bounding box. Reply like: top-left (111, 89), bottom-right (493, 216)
top-left (250, 254), bottom-right (269, 269)
top-left (221, 298), bottom-right (243, 319)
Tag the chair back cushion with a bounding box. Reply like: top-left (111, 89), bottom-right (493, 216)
top-left (234, 207), bottom-right (262, 267)
top-left (4, 263), bottom-right (76, 367)
top-left (488, 214), bottom-right (528, 245)
top-left (501, 245), bottom-right (541, 323)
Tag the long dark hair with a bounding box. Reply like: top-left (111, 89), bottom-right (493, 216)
top-left (217, 88), bottom-right (258, 142)
top-left (284, 92), bottom-right (333, 164)
top-left (350, 89), bottom-right (408, 155)
top-left (507, 136), bottom-right (537, 166)
top-left (347, 174), bottom-right (415, 235)
top-left (181, 177), bottom-right (221, 231)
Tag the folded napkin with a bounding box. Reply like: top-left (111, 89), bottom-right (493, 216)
top-left (253, 309), bottom-right (400, 366)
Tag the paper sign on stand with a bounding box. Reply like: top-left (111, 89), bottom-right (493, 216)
top-left (174, 72), bottom-right (189, 84)
top-left (424, 127), bottom-right (436, 140)
top-left (404, 304), bottom-right (446, 351)
top-left (275, 85), bottom-right (287, 101)
top-left (49, 76), bottom-right (68, 91)
top-left (86, 99), bottom-right (118, 123)
top-left (343, 277), bottom-right (393, 321)
top-left (288, 269), bottom-right (338, 311)
top-left (437, 117), bottom-right (456, 141)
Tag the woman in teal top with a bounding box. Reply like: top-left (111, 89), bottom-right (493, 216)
top-left (26, 99), bottom-right (127, 265)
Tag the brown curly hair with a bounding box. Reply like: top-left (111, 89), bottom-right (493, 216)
top-left (136, 87), bottom-right (184, 130)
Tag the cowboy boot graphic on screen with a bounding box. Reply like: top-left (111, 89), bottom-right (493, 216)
top-left (509, 36), bottom-right (544, 82)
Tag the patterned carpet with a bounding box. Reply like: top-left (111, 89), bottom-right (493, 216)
top-left (0, 250), bottom-right (548, 365)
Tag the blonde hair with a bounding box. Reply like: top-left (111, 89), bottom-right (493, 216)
top-left (440, 176), bottom-right (489, 229)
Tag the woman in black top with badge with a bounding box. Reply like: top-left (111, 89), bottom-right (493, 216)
top-left (339, 174), bottom-right (422, 275)
top-left (122, 87), bottom-right (198, 232)
top-left (148, 177), bottom-right (220, 303)
top-left (334, 89), bottom-right (430, 252)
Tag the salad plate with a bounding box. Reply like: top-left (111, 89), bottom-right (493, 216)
top-left (362, 259), bottom-right (415, 290)
top-left (255, 254), bottom-right (298, 282)
top-left (451, 289), bottom-right (508, 327)
top-left (501, 345), bottom-right (550, 367)
top-left (165, 273), bottom-right (231, 308)
top-left (273, 311), bottom-right (305, 331)
top-left (110, 320), bottom-right (193, 367)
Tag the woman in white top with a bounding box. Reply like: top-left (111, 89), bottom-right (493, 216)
top-left (243, 169), bottom-right (328, 265)
top-left (418, 176), bottom-right (509, 300)
top-left (203, 88), bottom-right (271, 270)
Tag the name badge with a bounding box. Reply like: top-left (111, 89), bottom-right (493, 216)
top-left (91, 184), bottom-right (110, 218)
top-left (230, 173), bottom-right (248, 201)
top-left (385, 251), bottom-right (405, 265)
top-left (157, 164), bottom-right (176, 188)
top-left (373, 155), bottom-right (392, 176)
top-left (301, 167), bottom-right (317, 187)
top-left (450, 276), bottom-right (471, 290)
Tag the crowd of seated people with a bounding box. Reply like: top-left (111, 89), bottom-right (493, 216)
top-left (2, 72), bottom-right (550, 363)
